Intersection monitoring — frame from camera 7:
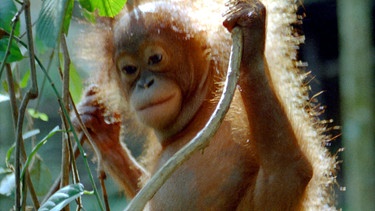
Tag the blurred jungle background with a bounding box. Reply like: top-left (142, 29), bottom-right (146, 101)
top-left (0, 0), bottom-right (374, 210)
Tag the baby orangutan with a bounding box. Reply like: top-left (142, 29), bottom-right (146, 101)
top-left (72, 0), bottom-right (334, 210)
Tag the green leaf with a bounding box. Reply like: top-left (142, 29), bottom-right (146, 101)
top-left (63, 0), bottom-right (74, 34)
top-left (77, 0), bottom-right (96, 22)
top-left (0, 0), bottom-right (20, 35)
top-left (82, 8), bottom-right (97, 23)
top-left (20, 70), bottom-right (30, 88)
top-left (30, 157), bottom-right (52, 196)
top-left (0, 38), bottom-right (23, 63)
top-left (38, 183), bottom-right (85, 211)
top-left (39, 113), bottom-right (49, 121)
top-left (69, 63), bottom-right (83, 103)
top-left (93, 0), bottom-right (127, 17)
top-left (35, 0), bottom-right (73, 48)
top-left (2, 80), bottom-right (9, 92)
top-left (5, 144), bottom-right (14, 168)
top-left (21, 126), bottom-right (61, 179)
top-left (28, 108), bottom-right (49, 121)
top-left (79, 0), bottom-right (94, 12)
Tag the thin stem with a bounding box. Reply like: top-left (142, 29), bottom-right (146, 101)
top-left (41, 135), bottom-right (85, 204)
top-left (7, 65), bottom-right (40, 209)
top-left (0, 8), bottom-right (23, 78)
top-left (32, 48), bottom-right (104, 211)
top-left (8, 24), bottom-right (104, 211)
top-left (5, 64), bottom-right (19, 128)
top-left (59, 45), bottom-right (70, 211)
top-left (15, 0), bottom-right (39, 209)
top-left (23, 0), bottom-right (38, 97)
top-left (99, 171), bottom-right (111, 211)
top-left (60, 34), bottom-right (83, 210)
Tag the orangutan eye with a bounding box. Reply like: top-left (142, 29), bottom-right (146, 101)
top-left (122, 65), bottom-right (138, 75)
top-left (148, 54), bottom-right (163, 65)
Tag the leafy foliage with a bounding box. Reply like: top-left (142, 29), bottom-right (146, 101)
top-left (38, 183), bottom-right (86, 211)
top-left (21, 126), bottom-right (61, 179)
top-left (35, 0), bottom-right (72, 48)
top-left (36, 0), bottom-right (126, 48)
top-left (92, 0), bottom-right (127, 17)
top-left (69, 62), bottom-right (83, 103)
top-left (0, 38), bottom-right (23, 63)
top-left (28, 109), bottom-right (49, 121)
top-left (80, 0), bottom-right (127, 17)
top-left (0, 0), bottom-right (20, 35)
